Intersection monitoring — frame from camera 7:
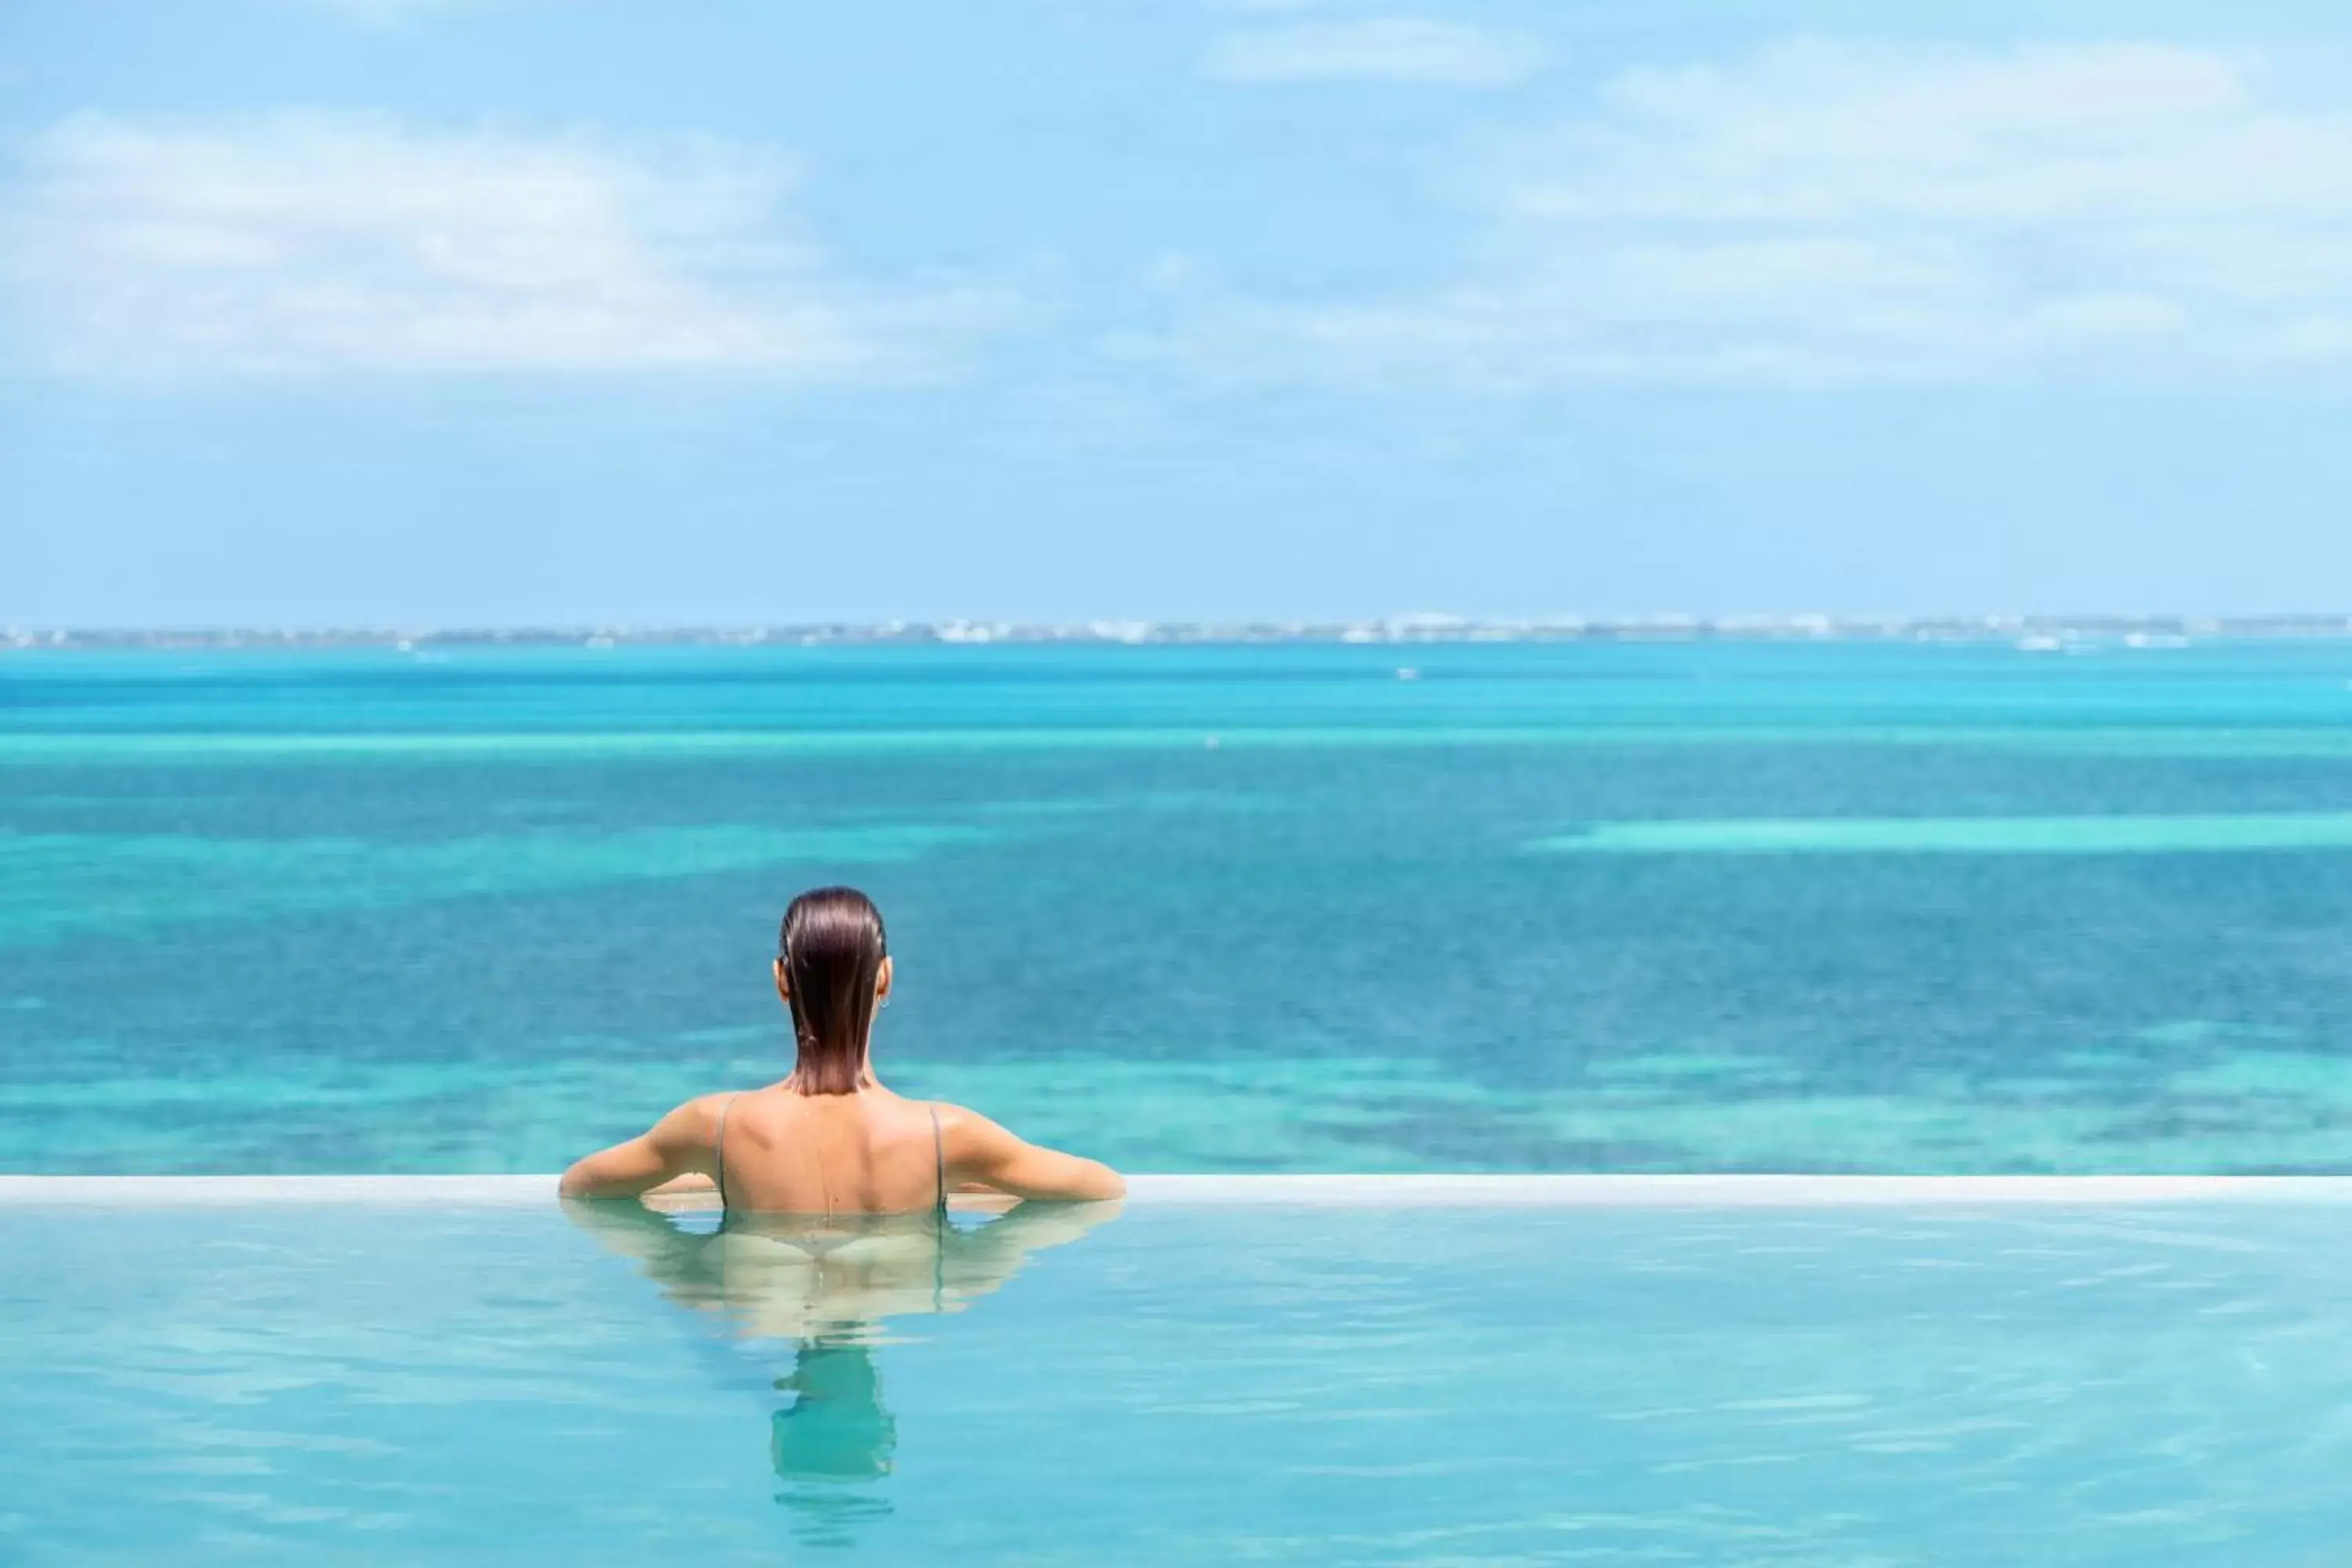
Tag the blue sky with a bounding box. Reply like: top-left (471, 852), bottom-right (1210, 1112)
top-left (5, 0), bottom-right (2352, 626)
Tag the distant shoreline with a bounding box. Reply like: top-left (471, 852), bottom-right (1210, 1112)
top-left (7, 615), bottom-right (2352, 652)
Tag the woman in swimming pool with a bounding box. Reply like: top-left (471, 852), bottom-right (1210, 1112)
top-left (559, 885), bottom-right (1126, 1210)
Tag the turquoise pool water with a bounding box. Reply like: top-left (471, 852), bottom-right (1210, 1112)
top-left (5, 1194), bottom-right (2352, 1563)
top-left (7, 641), bottom-right (2352, 1174)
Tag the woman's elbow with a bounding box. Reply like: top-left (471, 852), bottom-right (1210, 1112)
top-left (559, 1149), bottom-right (633, 1200)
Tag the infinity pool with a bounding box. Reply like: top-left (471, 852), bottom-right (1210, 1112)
top-left (5, 1186), bottom-right (2351, 1563)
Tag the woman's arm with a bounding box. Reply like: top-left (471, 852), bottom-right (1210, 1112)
top-left (557, 1097), bottom-right (723, 1200)
top-left (940, 1106), bottom-right (1127, 1202)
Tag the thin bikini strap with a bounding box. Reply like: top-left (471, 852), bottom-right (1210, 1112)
top-left (929, 1103), bottom-right (946, 1215)
top-left (712, 1094), bottom-right (739, 1211)
top-left (929, 1102), bottom-right (947, 1312)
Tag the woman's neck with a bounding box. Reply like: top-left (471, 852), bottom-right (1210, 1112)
top-left (782, 1062), bottom-right (882, 1095)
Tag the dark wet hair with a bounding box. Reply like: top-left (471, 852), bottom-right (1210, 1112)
top-left (779, 887), bottom-right (888, 1095)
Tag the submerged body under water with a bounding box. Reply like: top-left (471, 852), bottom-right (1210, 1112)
top-left (5, 639), bottom-right (2352, 1174)
top-left (565, 1196), bottom-right (1119, 1541)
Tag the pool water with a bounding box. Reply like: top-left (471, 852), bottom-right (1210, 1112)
top-left (6, 1196), bottom-right (2352, 1563)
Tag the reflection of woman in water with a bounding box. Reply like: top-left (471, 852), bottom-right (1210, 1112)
top-left (565, 1164), bottom-right (1120, 1540)
top-left (560, 885), bottom-right (1126, 1210)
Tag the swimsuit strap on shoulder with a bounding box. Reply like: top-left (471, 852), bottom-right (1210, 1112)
top-left (929, 1102), bottom-right (948, 1312)
top-left (713, 1093), bottom-right (740, 1211)
top-left (929, 1103), bottom-right (946, 1214)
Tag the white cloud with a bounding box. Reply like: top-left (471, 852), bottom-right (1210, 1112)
top-left (1145, 41), bottom-right (2352, 387)
top-left (1206, 17), bottom-right (1544, 88)
top-left (3, 114), bottom-right (1007, 379)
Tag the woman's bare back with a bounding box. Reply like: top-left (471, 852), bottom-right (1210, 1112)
top-left (713, 1086), bottom-right (946, 1214)
top-left (563, 1083), bottom-right (1124, 1209)
top-left (558, 887), bottom-right (1122, 1210)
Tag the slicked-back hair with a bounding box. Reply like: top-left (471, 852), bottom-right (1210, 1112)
top-left (779, 887), bottom-right (888, 1095)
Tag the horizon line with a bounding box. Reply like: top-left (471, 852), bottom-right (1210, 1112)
top-left (11, 612), bottom-right (2352, 651)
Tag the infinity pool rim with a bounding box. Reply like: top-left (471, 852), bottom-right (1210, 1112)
top-left (6, 1173), bottom-right (2352, 1208)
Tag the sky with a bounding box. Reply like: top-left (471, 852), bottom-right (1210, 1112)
top-left (5, 0), bottom-right (2352, 627)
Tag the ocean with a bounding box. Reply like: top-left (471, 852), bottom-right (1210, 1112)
top-left (5, 638), bottom-right (2352, 1175)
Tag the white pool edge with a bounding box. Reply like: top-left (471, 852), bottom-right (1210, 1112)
top-left (5, 1174), bottom-right (2352, 1207)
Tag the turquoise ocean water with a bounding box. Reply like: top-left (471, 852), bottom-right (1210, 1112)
top-left (5, 640), bottom-right (2352, 1174)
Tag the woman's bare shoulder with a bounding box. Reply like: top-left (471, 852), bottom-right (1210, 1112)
top-left (927, 1100), bottom-right (1013, 1138)
top-left (670, 1088), bottom-right (762, 1137)
top-left (927, 1102), bottom-right (1038, 1167)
